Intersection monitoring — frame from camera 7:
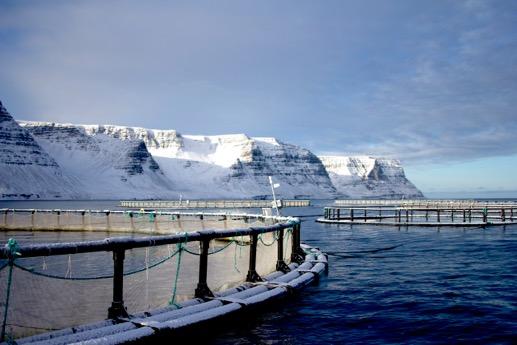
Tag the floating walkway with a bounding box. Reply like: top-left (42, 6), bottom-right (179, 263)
top-left (318, 203), bottom-right (517, 227)
top-left (120, 199), bottom-right (310, 209)
top-left (0, 210), bottom-right (326, 344)
top-left (6, 245), bottom-right (326, 345)
top-left (334, 199), bottom-right (517, 208)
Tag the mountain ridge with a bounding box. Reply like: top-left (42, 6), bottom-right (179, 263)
top-left (0, 101), bottom-right (423, 200)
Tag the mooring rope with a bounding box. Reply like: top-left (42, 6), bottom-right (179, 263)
top-left (168, 235), bottom-right (187, 307)
top-left (2, 238), bottom-right (20, 342)
top-left (13, 248), bottom-right (182, 281)
top-left (258, 232), bottom-right (278, 247)
top-left (182, 240), bottom-right (235, 256)
top-left (233, 242), bottom-right (241, 273)
top-left (284, 228), bottom-right (293, 258)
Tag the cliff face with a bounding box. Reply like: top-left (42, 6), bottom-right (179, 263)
top-left (319, 156), bottom-right (424, 199)
top-left (0, 102), bottom-right (78, 199)
top-left (35, 125), bottom-right (336, 199)
top-left (19, 122), bottom-right (176, 200)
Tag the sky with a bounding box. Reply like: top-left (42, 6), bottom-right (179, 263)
top-left (1, 0), bottom-right (516, 196)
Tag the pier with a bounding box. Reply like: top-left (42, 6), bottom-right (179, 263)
top-left (318, 201), bottom-right (517, 226)
top-left (120, 199), bottom-right (311, 209)
top-left (0, 209), bottom-right (326, 344)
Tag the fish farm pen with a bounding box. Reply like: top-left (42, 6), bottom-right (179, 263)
top-left (334, 199), bottom-right (517, 208)
top-left (0, 209), bottom-right (327, 344)
top-left (120, 199), bottom-right (311, 209)
top-left (319, 202), bottom-right (517, 226)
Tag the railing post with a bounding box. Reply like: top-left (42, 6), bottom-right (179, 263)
top-left (81, 210), bottom-right (86, 229)
top-left (108, 249), bottom-right (128, 319)
top-left (3, 210), bottom-right (7, 228)
top-left (177, 214), bottom-right (183, 231)
top-left (350, 209), bottom-right (354, 222)
top-left (195, 239), bottom-right (214, 298)
top-left (337, 208), bottom-right (340, 220)
top-left (364, 209), bottom-right (367, 222)
top-left (276, 229), bottom-right (290, 273)
top-left (106, 211), bottom-right (111, 231)
top-left (31, 209), bottom-right (35, 230)
top-left (291, 223), bottom-right (305, 264)
top-left (246, 233), bottom-right (262, 282)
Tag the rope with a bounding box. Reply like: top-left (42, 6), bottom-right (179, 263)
top-left (233, 242), bottom-right (241, 273)
top-left (65, 255), bottom-right (72, 279)
top-left (2, 238), bottom-right (20, 342)
top-left (258, 232), bottom-right (277, 247)
top-left (182, 240), bottom-right (234, 256)
top-left (169, 235), bottom-right (187, 307)
top-left (13, 249), bottom-right (182, 280)
top-left (284, 228), bottom-right (292, 259)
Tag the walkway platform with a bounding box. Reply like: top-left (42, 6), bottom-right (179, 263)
top-left (316, 218), bottom-right (517, 227)
top-left (120, 199), bottom-right (310, 209)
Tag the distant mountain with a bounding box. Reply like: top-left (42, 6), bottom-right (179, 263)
top-left (0, 100), bottom-right (423, 200)
top-left (19, 123), bottom-right (336, 199)
top-left (319, 156), bottom-right (424, 199)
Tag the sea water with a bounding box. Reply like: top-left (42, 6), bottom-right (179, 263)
top-left (0, 200), bottom-right (515, 344)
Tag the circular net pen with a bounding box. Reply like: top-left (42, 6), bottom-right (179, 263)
top-left (0, 210), bottom-right (306, 342)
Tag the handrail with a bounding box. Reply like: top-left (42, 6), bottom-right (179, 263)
top-left (0, 208), bottom-right (293, 221)
top-left (0, 221), bottom-right (297, 259)
top-left (0, 211), bottom-right (304, 324)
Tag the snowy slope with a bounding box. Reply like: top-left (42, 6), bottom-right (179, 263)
top-left (0, 102), bottom-right (79, 199)
top-left (319, 156), bottom-right (424, 199)
top-left (20, 122), bottom-right (176, 199)
top-left (46, 125), bottom-right (337, 199)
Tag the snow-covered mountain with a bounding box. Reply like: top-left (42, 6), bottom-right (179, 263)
top-left (0, 102), bottom-right (79, 199)
top-left (19, 123), bottom-right (336, 199)
top-left (319, 156), bottom-right (424, 199)
top-left (0, 100), bottom-right (423, 200)
top-left (19, 122), bottom-right (176, 200)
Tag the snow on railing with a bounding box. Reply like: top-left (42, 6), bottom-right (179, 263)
top-left (0, 211), bottom-right (307, 341)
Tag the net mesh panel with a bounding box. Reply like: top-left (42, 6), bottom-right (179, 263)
top-left (0, 213), bottom-right (291, 339)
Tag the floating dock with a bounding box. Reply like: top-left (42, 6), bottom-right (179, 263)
top-left (0, 210), bottom-right (326, 344)
top-left (318, 202), bottom-right (517, 227)
top-left (120, 199), bottom-right (311, 209)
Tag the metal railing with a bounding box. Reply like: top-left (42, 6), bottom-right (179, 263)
top-left (0, 210), bottom-right (304, 340)
top-left (323, 206), bottom-right (517, 225)
top-left (120, 199), bottom-right (311, 209)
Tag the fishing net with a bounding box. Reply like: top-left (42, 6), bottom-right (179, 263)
top-left (0, 212), bottom-right (293, 340)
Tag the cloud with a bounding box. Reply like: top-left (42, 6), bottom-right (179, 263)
top-left (0, 0), bottom-right (516, 165)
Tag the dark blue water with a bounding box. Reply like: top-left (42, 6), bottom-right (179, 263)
top-left (1, 200), bottom-right (516, 344)
top-left (208, 202), bottom-right (517, 344)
